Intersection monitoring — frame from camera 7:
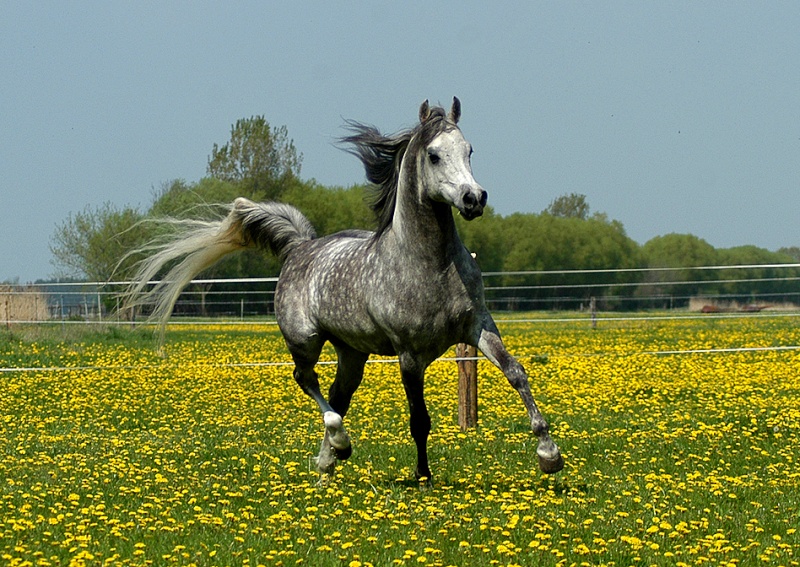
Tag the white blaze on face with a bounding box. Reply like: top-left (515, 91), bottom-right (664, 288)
top-left (421, 127), bottom-right (486, 219)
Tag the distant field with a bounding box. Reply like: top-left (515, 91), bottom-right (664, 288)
top-left (1, 314), bottom-right (799, 566)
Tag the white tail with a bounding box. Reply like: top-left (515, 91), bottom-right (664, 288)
top-left (123, 198), bottom-right (316, 341)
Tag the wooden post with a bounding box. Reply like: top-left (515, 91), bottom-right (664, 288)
top-left (590, 296), bottom-right (597, 329)
top-left (457, 343), bottom-right (478, 430)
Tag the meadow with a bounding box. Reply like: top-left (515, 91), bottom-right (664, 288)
top-left (1, 314), bottom-right (798, 567)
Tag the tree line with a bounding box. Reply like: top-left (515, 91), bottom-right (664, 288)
top-left (50, 117), bottom-right (800, 312)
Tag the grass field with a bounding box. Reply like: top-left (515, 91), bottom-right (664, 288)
top-left (1, 314), bottom-right (799, 566)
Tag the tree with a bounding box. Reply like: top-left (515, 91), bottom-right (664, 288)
top-left (778, 246), bottom-right (800, 262)
top-left (717, 245), bottom-right (799, 300)
top-left (455, 206), bottom-right (506, 272)
top-left (149, 177), bottom-right (242, 219)
top-left (543, 192), bottom-right (590, 219)
top-left (489, 211), bottom-right (641, 310)
top-left (207, 116), bottom-right (302, 201)
top-left (640, 233), bottom-right (719, 301)
top-left (642, 233), bottom-right (718, 269)
top-left (282, 182), bottom-right (374, 236)
top-left (50, 203), bottom-right (146, 281)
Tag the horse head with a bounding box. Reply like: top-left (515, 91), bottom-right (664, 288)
top-left (416, 97), bottom-right (487, 221)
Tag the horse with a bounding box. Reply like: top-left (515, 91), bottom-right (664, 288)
top-left (125, 97), bottom-right (564, 480)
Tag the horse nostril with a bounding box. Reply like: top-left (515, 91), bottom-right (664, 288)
top-left (462, 192), bottom-right (477, 208)
top-left (479, 190), bottom-right (487, 207)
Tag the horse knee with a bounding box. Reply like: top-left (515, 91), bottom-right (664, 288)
top-left (505, 363), bottom-right (529, 390)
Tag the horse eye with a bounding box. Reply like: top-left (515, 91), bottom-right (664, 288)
top-left (428, 151), bottom-right (440, 165)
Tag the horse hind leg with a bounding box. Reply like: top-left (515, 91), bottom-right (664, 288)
top-left (323, 345), bottom-right (368, 462)
top-left (290, 363), bottom-right (341, 476)
top-left (288, 364), bottom-right (339, 475)
top-left (289, 343), bottom-right (366, 477)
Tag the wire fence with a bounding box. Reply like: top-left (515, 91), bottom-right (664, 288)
top-left (2, 264), bottom-right (799, 376)
top-left (2, 263), bottom-right (799, 324)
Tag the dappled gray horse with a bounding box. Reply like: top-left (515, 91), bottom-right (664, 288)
top-left (126, 98), bottom-right (564, 480)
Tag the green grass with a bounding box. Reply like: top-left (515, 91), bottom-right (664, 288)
top-left (1, 314), bottom-right (798, 566)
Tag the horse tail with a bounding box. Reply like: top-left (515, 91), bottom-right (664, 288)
top-left (124, 197), bottom-right (316, 340)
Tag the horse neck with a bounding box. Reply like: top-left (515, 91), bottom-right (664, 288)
top-left (387, 170), bottom-right (462, 263)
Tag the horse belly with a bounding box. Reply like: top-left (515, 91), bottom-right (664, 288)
top-left (316, 291), bottom-right (396, 355)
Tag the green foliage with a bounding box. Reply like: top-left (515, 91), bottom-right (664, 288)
top-left (49, 203), bottom-right (146, 281)
top-left (481, 212), bottom-right (642, 309)
top-left (455, 207), bottom-right (506, 272)
top-left (282, 182), bottom-right (375, 235)
top-left (639, 234), bottom-right (720, 298)
top-left (543, 192), bottom-right (590, 219)
top-left (716, 245), bottom-right (800, 299)
top-left (207, 116), bottom-right (302, 201)
top-left (642, 233), bottom-right (719, 268)
top-left (149, 178), bottom-right (241, 219)
top-left (778, 246), bottom-right (800, 261)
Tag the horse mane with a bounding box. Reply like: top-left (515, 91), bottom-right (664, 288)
top-left (340, 104), bottom-right (452, 235)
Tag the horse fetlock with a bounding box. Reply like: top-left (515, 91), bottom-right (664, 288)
top-left (333, 444), bottom-right (353, 461)
top-left (414, 466), bottom-right (433, 484)
top-left (323, 411), bottom-right (351, 452)
top-left (530, 416), bottom-right (549, 437)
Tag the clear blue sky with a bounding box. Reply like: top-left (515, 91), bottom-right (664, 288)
top-left (2, 2), bottom-right (799, 283)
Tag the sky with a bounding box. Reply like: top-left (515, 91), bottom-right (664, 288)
top-left (2, 2), bottom-right (799, 283)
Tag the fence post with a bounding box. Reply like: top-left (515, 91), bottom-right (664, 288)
top-left (590, 296), bottom-right (597, 329)
top-left (457, 343), bottom-right (478, 430)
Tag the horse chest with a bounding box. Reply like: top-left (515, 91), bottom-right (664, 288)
top-left (375, 261), bottom-right (477, 342)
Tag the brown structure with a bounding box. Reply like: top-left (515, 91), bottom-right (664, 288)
top-left (0, 286), bottom-right (49, 323)
top-left (456, 343), bottom-right (479, 430)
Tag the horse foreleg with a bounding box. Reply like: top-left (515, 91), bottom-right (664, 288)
top-left (478, 327), bottom-right (564, 474)
top-left (399, 357), bottom-right (432, 481)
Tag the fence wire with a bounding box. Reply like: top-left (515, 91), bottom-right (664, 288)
top-left (2, 264), bottom-right (798, 374)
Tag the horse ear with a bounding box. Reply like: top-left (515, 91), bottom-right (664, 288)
top-left (419, 99), bottom-right (431, 123)
top-left (449, 96), bottom-right (461, 124)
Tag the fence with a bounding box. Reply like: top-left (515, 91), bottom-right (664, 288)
top-left (2, 263), bottom-right (799, 324)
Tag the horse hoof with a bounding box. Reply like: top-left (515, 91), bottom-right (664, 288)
top-left (414, 467), bottom-right (433, 485)
top-left (315, 451), bottom-right (337, 476)
top-left (537, 452), bottom-right (565, 474)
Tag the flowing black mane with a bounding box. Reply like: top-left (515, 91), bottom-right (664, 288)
top-left (341, 105), bottom-right (453, 234)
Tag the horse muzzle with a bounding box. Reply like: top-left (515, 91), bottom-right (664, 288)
top-left (459, 185), bottom-right (488, 220)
